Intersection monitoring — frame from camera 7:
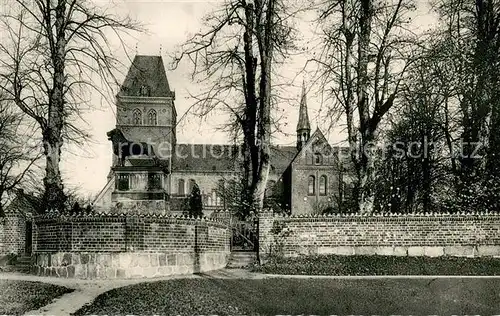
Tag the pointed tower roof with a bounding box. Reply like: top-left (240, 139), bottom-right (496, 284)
top-left (296, 81), bottom-right (311, 132)
top-left (118, 55), bottom-right (173, 97)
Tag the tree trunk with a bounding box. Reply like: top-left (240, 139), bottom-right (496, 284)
top-left (422, 134), bottom-right (432, 212)
top-left (358, 151), bottom-right (376, 214)
top-left (344, 26), bottom-right (359, 213)
top-left (43, 0), bottom-right (67, 211)
top-left (356, 0), bottom-right (374, 214)
top-left (252, 0), bottom-right (273, 212)
top-left (43, 131), bottom-right (65, 210)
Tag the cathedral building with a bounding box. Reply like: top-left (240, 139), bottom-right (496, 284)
top-left (94, 55), bottom-right (350, 215)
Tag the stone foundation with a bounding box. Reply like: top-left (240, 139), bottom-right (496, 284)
top-left (295, 245), bottom-right (500, 257)
top-left (32, 213), bottom-right (231, 279)
top-left (32, 251), bottom-right (229, 279)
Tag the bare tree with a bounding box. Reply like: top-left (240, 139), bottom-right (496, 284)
top-left (432, 0), bottom-right (500, 209)
top-left (173, 0), bottom-right (298, 214)
top-left (0, 0), bottom-right (141, 211)
top-left (375, 52), bottom-right (452, 213)
top-left (0, 98), bottom-right (41, 216)
top-left (65, 186), bottom-right (97, 212)
top-left (313, 0), bottom-right (418, 213)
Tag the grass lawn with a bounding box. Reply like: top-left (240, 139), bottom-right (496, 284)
top-left (0, 280), bottom-right (73, 315)
top-left (74, 277), bottom-right (500, 315)
top-left (253, 254), bottom-right (500, 275)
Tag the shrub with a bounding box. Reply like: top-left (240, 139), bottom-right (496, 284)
top-left (188, 182), bottom-right (203, 218)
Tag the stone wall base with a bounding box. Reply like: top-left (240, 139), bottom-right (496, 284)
top-left (32, 251), bottom-right (229, 279)
top-left (283, 245), bottom-right (500, 258)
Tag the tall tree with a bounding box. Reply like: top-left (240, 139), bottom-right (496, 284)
top-left (173, 0), bottom-right (297, 215)
top-left (0, 0), bottom-right (140, 211)
top-left (433, 0), bottom-right (500, 209)
top-left (375, 55), bottom-right (450, 213)
top-left (314, 0), bottom-right (417, 213)
top-left (0, 98), bottom-right (41, 216)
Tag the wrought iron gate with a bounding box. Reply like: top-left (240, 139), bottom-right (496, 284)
top-left (230, 217), bottom-right (258, 251)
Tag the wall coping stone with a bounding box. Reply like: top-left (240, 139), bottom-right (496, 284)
top-left (35, 210), bottom-right (228, 224)
top-left (35, 211), bottom-right (228, 228)
top-left (263, 210), bottom-right (500, 219)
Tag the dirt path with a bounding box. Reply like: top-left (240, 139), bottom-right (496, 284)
top-left (0, 269), bottom-right (265, 316)
top-left (1, 272), bottom-right (197, 315)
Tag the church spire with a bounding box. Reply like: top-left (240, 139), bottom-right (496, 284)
top-left (296, 80), bottom-right (311, 150)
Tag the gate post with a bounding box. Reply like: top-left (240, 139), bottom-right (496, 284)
top-left (254, 216), bottom-right (259, 262)
top-left (229, 212), bottom-right (233, 251)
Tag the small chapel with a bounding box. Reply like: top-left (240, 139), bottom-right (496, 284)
top-left (93, 55), bottom-right (351, 215)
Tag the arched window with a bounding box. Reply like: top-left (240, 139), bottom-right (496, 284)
top-left (116, 173), bottom-right (130, 191)
top-left (302, 132), bottom-right (308, 142)
top-left (148, 173), bottom-right (162, 190)
top-left (212, 190), bottom-right (217, 206)
top-left (133, 109), bottom-right (142, 125)
top-left (147, 109), bottom-right (157, 125)
top-left (308, 175), bottom-right (315, 195)
top-left (178, 179), bottom-right (185, 195)
top-left (314, 153), bottom-right (322, 165)
top-left (216, 179), bottom-right (225, 206)
top-left (319, 175), bottom-right (327, 196)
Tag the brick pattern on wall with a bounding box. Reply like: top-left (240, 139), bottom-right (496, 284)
top-left (72, 221), bottom-right (126, 252)
top-left (0, 218), bottom-right (5, 254)
top-left (34, 214), bottom-right (230, 254)
top-left (35, 221), bottom-right (71, 252)
top-left (259, 212), bottom-right (500, 259)
top-left (0, 213), bottom-right (27, 255)
top-left (31, 213), bottom-right (231, 279)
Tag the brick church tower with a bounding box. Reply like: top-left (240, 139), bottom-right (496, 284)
top-left (107, 55), bottom-right (176, 214)
top-left (115, 55), bottom-right (177, 162)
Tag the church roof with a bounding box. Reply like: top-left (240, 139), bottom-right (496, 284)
top-left (172, 144), bottom-right (239, 172)
top-left (118, 55), bottom-right (173, 98)
top-left (127, 158), bottom-right (163, 167)
top-left (287, 128), bottom-right (352, 167)
top-left (296, 81), bottom-right (311, 132)
top-left (270, 146), bottom-right (298, 175)
top-left (172, 144), bottom-right (298, 175)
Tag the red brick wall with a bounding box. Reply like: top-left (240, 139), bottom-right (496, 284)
top-left (0, 218), bottom-right (4, 254)
top-left (34, 214), bottom-right (229, 254)
top-left (115, 96), bottom-right (176, 159)
top-left (291, 166), bottom-right (339, 215)
top-left (0, 213), bottom-right (27, 255)
top-left (32, 213), bottom-right (231, 279)
top-left (290, 141), bottom-right (341, 215)
top-left (72, 220), bottom-right (125, 252)
top-left (259, 212), bottom-right (500, 259)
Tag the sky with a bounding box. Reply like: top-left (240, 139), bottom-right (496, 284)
top-left (60, 0), bottom-right (438, 196)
